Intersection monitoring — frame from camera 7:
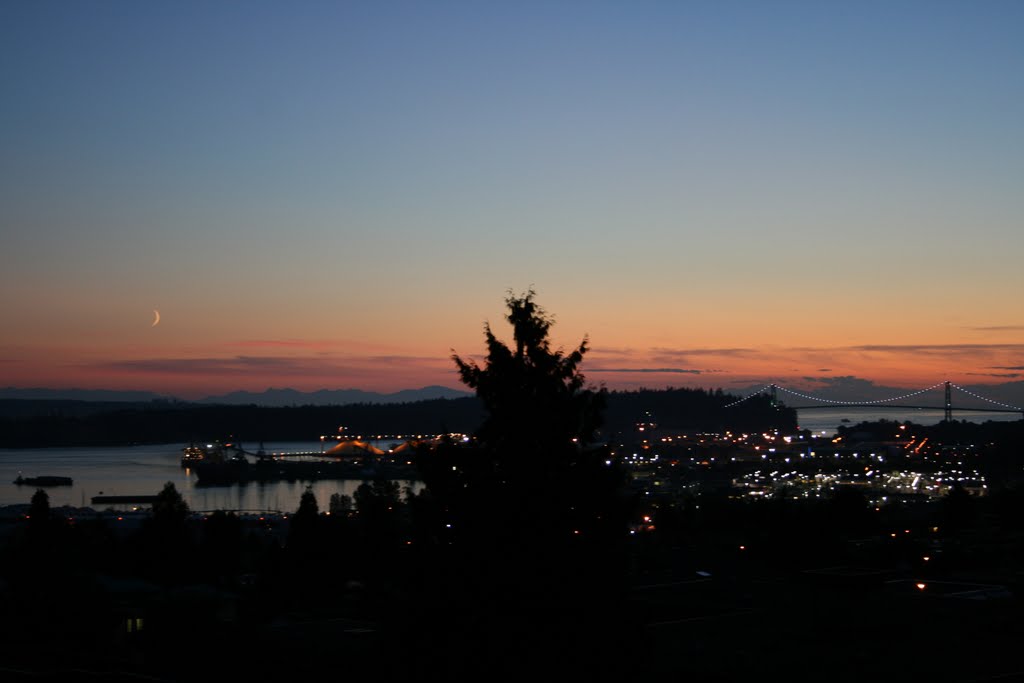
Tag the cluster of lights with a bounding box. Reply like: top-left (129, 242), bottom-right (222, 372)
top-left (732, 465), bottom-right (986, 501)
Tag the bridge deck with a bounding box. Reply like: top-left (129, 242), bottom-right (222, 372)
top-left (790, 404), bottom-right (1021, 413)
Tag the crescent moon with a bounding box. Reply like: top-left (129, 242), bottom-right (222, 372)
top-left (152, 309), bottom-right (161, 327)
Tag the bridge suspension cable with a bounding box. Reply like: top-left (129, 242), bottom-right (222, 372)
top-left (773, 381), bottom-right (948, 406)
top-left (723, 380), bottom-right (1021, 412)
top-left (949, 382), bottom-right (1022, 411)
top-left (723, 384), bottom-right (776, 408)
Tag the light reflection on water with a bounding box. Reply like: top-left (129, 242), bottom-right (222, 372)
top-left (3, 411), bottom-right (1020, 509)
top-left (0, 441), bottom-right (422, 511)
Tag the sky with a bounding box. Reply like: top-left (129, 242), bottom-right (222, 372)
top-left (1, 1), bottom-right (1023, 401)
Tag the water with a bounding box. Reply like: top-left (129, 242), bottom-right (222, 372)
top-left (4, 410), bottom-right (1019, 509)
top-left (795, 407), bottom-right (1022, 436)
top-left (0, 441), bottom-right (422, 512)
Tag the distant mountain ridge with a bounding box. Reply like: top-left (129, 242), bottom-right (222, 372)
top-left (197, 385), bottom-right (472, 406)
top-left (4, 378), bottom-right (1022, 409)
top-left (0, 385), bottom-right (472, 406)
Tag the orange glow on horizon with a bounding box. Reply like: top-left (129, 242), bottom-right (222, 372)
top-left (3, 334), bottom-right (1020, 401)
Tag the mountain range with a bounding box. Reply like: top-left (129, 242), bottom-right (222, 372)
top-left (3, 377), bottom-right (1023, 410)
top-left (0, 385), bottom-right (471, 406)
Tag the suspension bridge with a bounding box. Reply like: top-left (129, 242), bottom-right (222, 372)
top-left (725, 381), bottom-right (1024, 421)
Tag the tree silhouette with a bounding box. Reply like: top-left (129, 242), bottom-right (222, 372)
top-left (354, 478), bottom-right (401, 521)
top-left (276, 486), bottom-right (325, 612)
top-left (142, 482), bottom-right (192, 583)
top-left (296, 486), bottom-right (319, 519)
top-left (329, 492), bottom-right (352, 515)
top-left (446, 290), bottom-right (620, 530)
top-left (409, 290), bottom-right (631, 679)
top-left (200, 510), bottom-right (242, 585)
top-left (152, 481), bottom-right (189, 526)
top-left (452, 289), bottom-right (605, 467)
top-left (23, 488), bottom-right (55, 569)
top-left (28, 488), bottom-right (50, 531)
top-left (288, 486), bottom-right (320, 550)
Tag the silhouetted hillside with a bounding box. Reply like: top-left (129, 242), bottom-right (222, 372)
top-left (0, 388), bottom-right (792, 447)
top-left (197, 385), bottom-right (471, 406)
top-left (604, 386), bottom-right (796, 433)
top-left (0, 398), bottom-right (486, 447)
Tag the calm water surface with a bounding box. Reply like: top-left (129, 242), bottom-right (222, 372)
top-left (4, 410), bottom-right (1020, 510)
top-left (0, 441), bottom-right (420, 511)
top-left (795, 407), bottom-right (1021, 435)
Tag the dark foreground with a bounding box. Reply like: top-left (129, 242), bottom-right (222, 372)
top-left (1, 483), bottom-right (1022, 683)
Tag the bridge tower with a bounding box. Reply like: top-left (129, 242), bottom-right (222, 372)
top-left (769, 384), bottom-right (778, 409)
top-left (944, 381), bottom-right (953, 422)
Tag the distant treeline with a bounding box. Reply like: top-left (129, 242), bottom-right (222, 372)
top-left (0, 387), bottom-right (794, 447)
top-left (603, 387), bottom-right (793, 434)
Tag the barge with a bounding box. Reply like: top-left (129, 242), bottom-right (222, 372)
top-left (14, 475), bottom-right (74, 487)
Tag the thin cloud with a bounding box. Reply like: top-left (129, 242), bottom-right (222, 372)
top-left (589, 367), bottom-right (703, 374)
top-left (791, 375), bottom-right (886, 389)
top-left (587, 347), bottom-right (639, 358)
top-left (768, 343), bottom-right (1024, 355)
top-left (369, 355), bottom-right (450, 365)
top-left (648, 348), bottom-right (757, 366)
top-left (810, 376), bottom-right (880, 386)
top-left (990, 366), bottom-right (1024, 371)
top-left (609, 344), bottom-right (1023, 369)
top-left (968, 372), bottom-right (1022, 379)
top-left (851, 343), bottom-right (1024, 354)
top-left (231, 339), bottom-right (340, 349)
top-left (801, 375), bottom-right (879, 385)
top-left (651, 347), bottom-right (756, 357)
top-left (968, 326), bottom-right (1024, 332)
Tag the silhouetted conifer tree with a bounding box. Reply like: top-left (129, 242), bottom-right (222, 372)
top-left (452, 289), bottom-right (605, 467)
top-left (200, 510), bottom-right (242, 584)
top-left (329, 492), bottom-right (353, 515)
top-left (152, 481), bottom-right (189, 526)
top-left (409, 290), bottom-right (631, 680)
top-left (144, 482), bottom-right (192, 583)
top-left (28, 488), bottom-right (50, 532)
top-left (296, 486), bottom-right (319, 519)
top-left (288, 486), bottom-right (320, 550)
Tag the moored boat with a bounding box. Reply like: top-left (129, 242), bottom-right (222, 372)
top-left (184, 434), bottom-right (422, 485)
top-left (14, 475), bottom-right (74, 487)
top-left (181, 443), bottom-right (207, 466)
top-left (181, 441), bottom-right (248, 468)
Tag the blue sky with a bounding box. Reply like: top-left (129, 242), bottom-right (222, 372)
top-left (2, 1), bottom-right (1022, 397)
